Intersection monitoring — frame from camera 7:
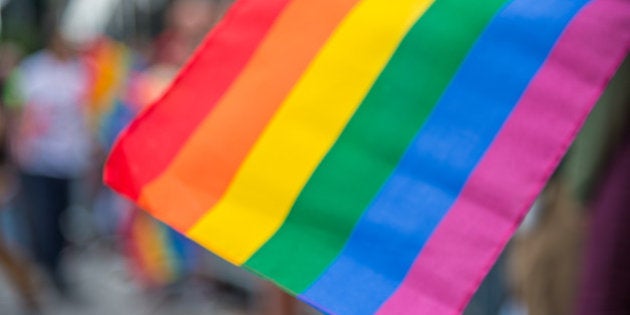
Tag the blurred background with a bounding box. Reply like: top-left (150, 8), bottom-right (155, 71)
top-left (0, 1), bottom-right (627, 314)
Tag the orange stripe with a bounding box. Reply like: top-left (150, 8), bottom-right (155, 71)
top-left (105, 0), bottom-right (291, 200)
top-left (138, 0), bottom-right (360, 232)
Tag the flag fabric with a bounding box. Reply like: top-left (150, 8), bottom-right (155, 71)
top-left (86, 38), bottom-right (134, 132)
top-left (104, 0), bottom-right (630, 313)
top-left (123, 209), bottom-right (200, 287)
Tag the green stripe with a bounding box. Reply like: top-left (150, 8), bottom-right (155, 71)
top-left (245, 0), bottom-right (508, 293)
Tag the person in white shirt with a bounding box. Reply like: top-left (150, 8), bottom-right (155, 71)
top-left (4, 30), bottom-right (93, 295)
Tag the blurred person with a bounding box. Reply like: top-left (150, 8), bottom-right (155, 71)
top-left (573, 60), bottom-right (630, 315)
top-left (507, 182), bottom-right (584, 315)
top-left (113, 0), bottom-right (215, 288)
top-left (154, 0), bottom-right (217, 68)
top-left (575, 122), bottom-right (630, 315)
top-left (0, 42), bottom-right (39, 313)
top-left (131, 0), bottom-right (218, 109)
top-left (3, 29), bottom-right (95, 297)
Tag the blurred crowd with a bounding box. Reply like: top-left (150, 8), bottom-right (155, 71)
top-left (0, 0), bottom-right (317, 314)
top-left (0, 1), bottom-right (628, 315)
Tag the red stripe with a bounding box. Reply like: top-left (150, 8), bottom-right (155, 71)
top-left (104, 0), bottom-right (292, 200)
top-left (378, 0), bottom-right (630, 313)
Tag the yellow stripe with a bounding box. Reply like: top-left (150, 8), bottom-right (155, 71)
top-left (187, 0), bottom-right (433, 265)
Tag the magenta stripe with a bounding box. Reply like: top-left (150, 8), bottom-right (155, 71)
top-left (377, 0), bottom-right (630, 314)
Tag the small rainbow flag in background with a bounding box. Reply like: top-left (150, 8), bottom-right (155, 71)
top-left (86, 38), bottom-right (134, 132)
top-left (105, 0), bottom-right (630, 313)
top-left (124, 210), bottom-right (199, 287)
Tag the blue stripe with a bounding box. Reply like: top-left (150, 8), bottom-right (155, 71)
top-left (300, 0), bottom-right (589, 313)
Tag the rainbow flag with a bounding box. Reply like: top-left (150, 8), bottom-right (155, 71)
top-left (123, 209), bottom-right (199, 287)
top-left (86, 38), bottom-right (134, 130)
top-left (105, 0), bottom-right (630, 313)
